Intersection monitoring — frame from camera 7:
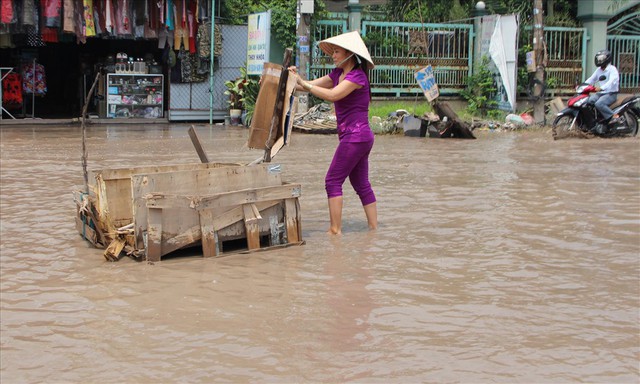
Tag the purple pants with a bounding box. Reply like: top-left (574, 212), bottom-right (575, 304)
top-left (325, 139), bottom-right (376, 206)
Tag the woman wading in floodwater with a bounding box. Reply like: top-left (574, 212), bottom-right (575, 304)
top-left (289, 30), bottom-right (377, 235)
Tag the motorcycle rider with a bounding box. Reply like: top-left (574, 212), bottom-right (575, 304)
top-left (585, 49), bottom-right (621, 127)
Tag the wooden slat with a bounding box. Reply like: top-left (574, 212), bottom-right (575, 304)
top-left (95, 162), bottom-right (239, 181)
top-left (211, 201), bottom-right (277, 231)
top-left (284, 198), bottom-right (301, 243)
top-left (199, 209), bottom-right (219, 257)
top-left (75, 216), bottom-right (98, 245)
top-left (242, 204), bottom-right (261, 250)
top-left (188, 125), bottom-right (210, 163)
top-left (199, 184), bottom-right (301, 211)
top-left (146, 207), bottom-right (163, 262)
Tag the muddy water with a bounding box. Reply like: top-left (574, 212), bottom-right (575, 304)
top-left (1, 123), bottom-right (638, 383)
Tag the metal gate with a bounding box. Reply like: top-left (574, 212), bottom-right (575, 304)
top-left (607, 10), bottom-right (640, 93)
top-left (543, 27), bottom-right (588, 92)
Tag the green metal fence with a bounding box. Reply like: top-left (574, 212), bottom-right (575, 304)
top-left (313, 14), bottom-right (638, 97)
top-left (541, 26), bottom-right (588, 92)
top-left (311, 20), bottom-right (474, 96)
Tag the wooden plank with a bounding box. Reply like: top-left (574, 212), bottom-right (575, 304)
top-left (144, 185), bottom-right (301, 210)
top-left (269, 215), bottom-right (279, 246)
top-left (199, 209), bottom-right (219, 257)
top-left (197, 184), bottom-right (301, 211)
top-left (269, 136), bottom-right (286, 163)
top-left (75, 216), bottom-right (98, 245)
top-left (242, 204), bottom-right (261, 250)
top-left (146, 207), bottom-right (163, 262)
top-left (95, 162), bottom-right (239, 181)
top-left (188, 125), bottom-right (210, 163)
top-left (211, 201), bottom-right (277, 231)
top-left (284, 198), bottom-right (301, 243)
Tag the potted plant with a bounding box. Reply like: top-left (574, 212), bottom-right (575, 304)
top-left (224, 78), bottom-right (244, 125)
top-left (224, 65), bottom-right (258, 126)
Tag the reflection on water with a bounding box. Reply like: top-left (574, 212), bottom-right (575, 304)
top-left (1, 124), bottom-right (639, 383)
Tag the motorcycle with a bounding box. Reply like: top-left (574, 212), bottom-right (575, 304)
top-left (552, 77), bottom-right (640, 139)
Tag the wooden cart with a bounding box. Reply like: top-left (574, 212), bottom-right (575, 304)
top-left (75, 162), bottom-right (302, 261)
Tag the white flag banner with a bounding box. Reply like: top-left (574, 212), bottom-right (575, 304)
top-left (488, 14), bottom-right (519, 112)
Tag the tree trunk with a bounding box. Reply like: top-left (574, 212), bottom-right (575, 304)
top-left (431, 101), bottom-right (476, 139)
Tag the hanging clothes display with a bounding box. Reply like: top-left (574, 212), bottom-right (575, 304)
top-left (26, 26), bottom-right (46, 47)
top-left (22, 62), bottom-right (47, 95)
top-left (43, 0), bottom-right (62, 28)
top-left (173, 0), bottom-right (188, 51)
top-left (22, 0), bottom-right (37, 26)
top-left (82, 0), bottom-right (96, 37)
top-left (92, 0), bottom-right (104, 34)
top-left (104, 0), bottom-right (113, 34)
top-left (1, 0), bottom-right (14, 24)
top-left (62, 0), bottom-right (75, 33)
top-left (2, 72), bottom-right (23, 107)
top-left (2, 0), bottom-right (217, 84)
top-left (165, 0), bottom-right (174, 31)
top-left (114, 0), bottom-right (132, 35)
top-left (187, 0), bottom-right (196, 54)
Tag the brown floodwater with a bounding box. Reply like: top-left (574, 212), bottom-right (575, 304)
top-left (1, 123), bottom-right (639, 383)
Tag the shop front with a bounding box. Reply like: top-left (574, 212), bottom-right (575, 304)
top-left (0, 0), bottom-right (243, 122)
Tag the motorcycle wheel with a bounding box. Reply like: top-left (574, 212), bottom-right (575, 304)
top-left (621, 111), bottom-right (639, 137)
top-left (552, 114), bottom-right (584, 140)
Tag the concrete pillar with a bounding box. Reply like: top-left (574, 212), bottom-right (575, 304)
top-left (472, 1), bottom-right (488, 72)
top-left (346, 0), bottom-right (363, 32)
top-left (577, 0), bottom-right (613, 76)
top-left (577, 0), bottom-right (640, 78)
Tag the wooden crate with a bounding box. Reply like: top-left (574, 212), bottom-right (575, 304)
top-left (75, 163), bottom-right (303, 261)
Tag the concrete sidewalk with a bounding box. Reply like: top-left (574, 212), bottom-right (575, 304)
top-left (0, 117), bottom-right (172, 126)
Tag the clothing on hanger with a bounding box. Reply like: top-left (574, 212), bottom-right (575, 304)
top-left (22, 62), bottom-right (47, 95)
top-left (83, 0), bottom-right (96, 37)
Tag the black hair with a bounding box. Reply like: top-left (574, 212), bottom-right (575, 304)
top-left (354, 54), bottom-right (372, 100)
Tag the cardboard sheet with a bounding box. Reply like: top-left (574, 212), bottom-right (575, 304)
top-left (248, 62), bottom-right (298, 157)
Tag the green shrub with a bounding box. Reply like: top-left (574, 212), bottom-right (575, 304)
top-left (461, 56), bottom-right (499, 117)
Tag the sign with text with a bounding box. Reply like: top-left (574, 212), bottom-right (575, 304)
top-left (247, 11), bottom-right (271, 75)
top-left (415, 65), bottom-right (439, 102)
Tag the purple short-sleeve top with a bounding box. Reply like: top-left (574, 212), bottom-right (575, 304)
top-left (328, 67), bottom-right (374, 142)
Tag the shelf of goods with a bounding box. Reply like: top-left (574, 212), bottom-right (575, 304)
top-left (106, 74), bottom-right (164, 118)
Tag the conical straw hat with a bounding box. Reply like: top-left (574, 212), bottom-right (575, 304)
top-left (318, 30), bottom-right (375, 70)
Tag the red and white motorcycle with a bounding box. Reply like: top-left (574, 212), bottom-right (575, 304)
top-left (553, 78), bottom-right (639, 139)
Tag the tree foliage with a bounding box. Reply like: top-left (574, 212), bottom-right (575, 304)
top-left (220, 0), bottom-right (328, 53)
top-left (370, 0), bottom-right (477, 23)
top-left (367, 0), bottom-right (578, 26)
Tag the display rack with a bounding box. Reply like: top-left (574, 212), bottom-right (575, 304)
top-left (0, 67), bottom-right (16, 120)
top-left (106, 73), bottom-right (164, 118)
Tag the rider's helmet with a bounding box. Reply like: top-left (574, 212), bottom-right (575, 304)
top-left (594, 49), bottom-right (612, 68)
